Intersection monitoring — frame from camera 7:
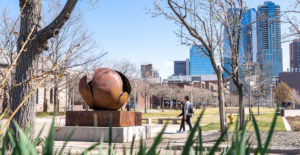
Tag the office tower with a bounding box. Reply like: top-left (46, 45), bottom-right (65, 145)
top-left (257, 1), bottom-right (282, 85)
top-left (174, 61), bottom-right (187, 75)
top-left (290, 39), bottom-right (300, 72)
top-left (223, 8), bottom-right (257, 79)
top-left (190, 45), bottom-right (215, 75)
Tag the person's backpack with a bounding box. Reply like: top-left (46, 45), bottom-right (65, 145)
top-left (188, 103), bottom-right (194, 114)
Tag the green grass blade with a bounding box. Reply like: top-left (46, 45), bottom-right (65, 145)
top-left (239, 117), bottom-right (249, 154)
top-left (146, 123), bottom-right (168, 155)
top-left (251, 110), bottom-right (262, 153)
top-left (108, 114), bottom-right (112, 155)
top-left (208, 126), bottom-right (228, 155)
top-left (137, 136), bottom-right (145, 155)
top-left (81, 142), bottom-right (101, 155)
top-left (262, 108), bottom-right (279, 154)
top-left (12, 120), bottom-right (37, 155)
top-left (130, 135), bottom-right (136, 155)
top-left (43, 108), bottom-right (56, 155)
top-left (34, 124), bottom-right (45, 146)
top-left (98, 135), bottom-right (104, 155)
top-left (181, 109), bottom-right (205, 155)
top-left (58, 126), bottom-right (77, 155)
top-left (197, 126), bottom-right (203, 155)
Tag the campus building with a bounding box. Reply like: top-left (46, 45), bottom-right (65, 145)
top-left (257, 1), bottom-right (282, 86)
top-left (141, 64), bottom-right (154, 78)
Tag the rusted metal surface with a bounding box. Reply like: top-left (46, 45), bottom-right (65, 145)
top-left (79, 68), bottom-right (131, 110)
top-left (66, 111), bottom-right (142, 127)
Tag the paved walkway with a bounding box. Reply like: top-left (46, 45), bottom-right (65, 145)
top-left (33, 116), bottom-right (300, 154)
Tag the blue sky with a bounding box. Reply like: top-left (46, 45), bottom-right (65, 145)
top-left (1, 0), bottom-right (295, 78)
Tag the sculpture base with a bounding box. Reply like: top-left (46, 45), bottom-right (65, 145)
top-left (55, 125), bottom-right (150, 143)
top-left (66, 110), bottom-right (142, 127)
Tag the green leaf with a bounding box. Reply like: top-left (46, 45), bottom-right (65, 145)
top-left (208, 126), bottom-right (228, 155)
top-left (130, 135), bottom-right (136, 155)
top-left (197, 126), bottom-right (203, 155)
top-left (43, 109), bottom-right (56, 155)
top-left (181, 109), bottom-right (205, 155)
top-left (146, 123), bottom-right (168, 155)
top-left (58, 126), bottom-right (77, 155)
top-left (34, 124), bottom-right (45, 146)
top-left (262, 108), bottom-right (278, 154)
top-left (251, 110), bottom-right (262, 153)
top-left (239, 117), bottom-right (249, 154)
top-left (12, 120), bottom-right (37, 155)
top-left (81, 142), bottom-right (101, 155)
top-left (108, 114), bottom-right (112, 155)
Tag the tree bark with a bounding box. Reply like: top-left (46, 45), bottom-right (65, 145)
top-left (11, 0), bottom-right (78, 139)
top-left (43, 87), bottom-right (47, 112)
top-left (53, 79), bottom-right (59, 112)
top-left (238, 86), bottom-right (245, 130)
top-left (144, 95), bottom-right (147, 114)
top-left (216, 70), bottom-right (227, 133)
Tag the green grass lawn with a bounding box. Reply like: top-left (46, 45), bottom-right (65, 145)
top-left (142, 108), bottom-right (285, 132)
top-left (36, 112), bottom-right (66, 117)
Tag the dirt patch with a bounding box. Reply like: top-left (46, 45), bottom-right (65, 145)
top-left (286, 116), bottom-right (300, 131)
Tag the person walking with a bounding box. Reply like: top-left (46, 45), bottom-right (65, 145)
top-left (125, 102), bottom-right (131, 111)
top-left (183, 96), bottom-right (193, 131)
top-left (176, 102), bottom-right (185, 133)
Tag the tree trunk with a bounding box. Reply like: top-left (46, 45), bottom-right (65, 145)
top-left (162, 97), bottom-right (165, 112)
top-left (43, 87), bottom-right (47, 112)
top-left (216, 71), bottom-right (227, 133)
top-left (144, 96), bottom-right (147, 114)
top-left (10, 0), bottom-right (78, 139)
top-left (258, 96), bottom-right (260, 115)
top-left (238, 86), bottom-right (245, 130)
top-left (53, 81), bottom-right (59, 112)
top-left (10, 0), bottom-right (43, 138)
top-left (2, 86), bottom-right (8, 113)
top-left (170, 98), bottom-right (172, 110)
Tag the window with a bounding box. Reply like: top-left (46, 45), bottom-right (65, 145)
top-left (36, 89), bottom-right (39, 104)
top-left (50, 88), bottom-right (53, 104)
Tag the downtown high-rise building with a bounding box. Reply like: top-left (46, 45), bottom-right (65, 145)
top-left (223, 8), bottom-right (257, 78)
top-left (257, 1), bottom-right (282, 85)
top-left (289, 39), bottom-right (300, 72)
top-left (174, 59), bottom-right (190, 76)
top-left (223, 8), bottom-right (257, 93)
top-left (190, 45), bottom-right (215, 75)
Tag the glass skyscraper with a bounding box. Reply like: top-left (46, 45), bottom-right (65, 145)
top-left (190, 45), bottom-right (215, 75)
top-left (257, 1), bottom-right (282, 85)
top-left (223, 8), bottom-right (257, 79)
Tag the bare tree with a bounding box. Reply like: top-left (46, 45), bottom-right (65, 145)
top-left (252, 64), bottom-right (267, 115)
top-left (10, 0), bottom-right (78, 138)
top-left (41, 1), bottom-right (103, 112)
top-left (153, 0), bottom-right (246, 132)
top-left (138, 77), bottom-right (154, 113)
top-left (0, 9), bottom-right (18, 112)
top-left (291, 89), bottom-right (300, 108)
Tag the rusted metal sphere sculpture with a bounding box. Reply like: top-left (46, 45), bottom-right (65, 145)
top-left (79, 68), bottom-right (131, 110)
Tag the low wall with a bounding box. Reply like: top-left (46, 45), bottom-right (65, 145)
top-left (281, 109), bottom-right (300, 117)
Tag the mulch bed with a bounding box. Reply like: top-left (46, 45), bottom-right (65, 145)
top-left (286, 116), bottom-right (300, 131)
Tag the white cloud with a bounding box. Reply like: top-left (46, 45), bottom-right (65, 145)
top-left (165, 61), bottom-right (173, 67)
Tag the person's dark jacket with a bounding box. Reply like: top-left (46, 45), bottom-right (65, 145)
top-left (178, 106), bottom-right (184, 117)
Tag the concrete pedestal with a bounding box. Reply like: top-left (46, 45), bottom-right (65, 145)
top-left (55, 125), bottom-right (152, 143)
top-left (66, 111), bottom-right (142, 127)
